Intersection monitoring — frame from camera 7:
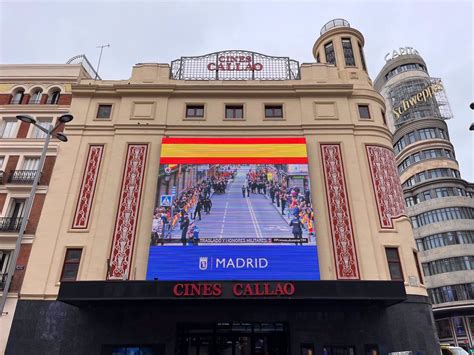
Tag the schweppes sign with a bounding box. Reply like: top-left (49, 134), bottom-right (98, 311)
top-left (392, 81), bottom-right (444, 120)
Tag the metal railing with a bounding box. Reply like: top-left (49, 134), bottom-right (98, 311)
top-left (8, 170), bottom-right (39, 184)
top-left (0, 217), bottom-right (23, 232)
top-left (10, 98), bottom-right (22, 104)
top-left (0, 273), bottom-right (7, 291)
top-left (320, 19), bottom-right (350, 35)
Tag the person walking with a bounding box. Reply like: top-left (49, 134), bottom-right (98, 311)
top-left (181, 214), bottom-right (190, 246)
top-left (242, 185), bottom-right (246, 198)
top-left (270, 186), bottom-right (275, 203)
top-left (281, 193), bottom-right (287, 215)
top-left (246, 185), bottom-right (250, 197)
top-left (289, 214), bottom-right (304, 245)
top-left (194, 199), bottom-right (203, 220)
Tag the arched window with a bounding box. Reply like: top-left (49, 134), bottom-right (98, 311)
top-left (47, 90), bottom-right (61, 104)
top-left (29, 88), bottom-right (43, 104)
top-left (11, 88), bottom-right (25, 104)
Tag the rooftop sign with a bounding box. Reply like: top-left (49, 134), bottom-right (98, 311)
top-left (170, 50), bottom-right (300, 81)
top-left (384, 47), bottom-right (420, 62)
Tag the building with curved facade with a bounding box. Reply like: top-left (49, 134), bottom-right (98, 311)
top-left (375, 49), bottom-right (474, 349)
top-left (3, 20), bottom-right (440, 354)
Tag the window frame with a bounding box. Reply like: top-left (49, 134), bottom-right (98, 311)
top-left (324, 41), bottom-right (336, 65)
top-left (1, 118), bottom-right (18, 138)
top-left (47, 90), bottom-right (61, 105)
top-left (357, 104), bottom-right (371, 119)
top-left (264, 104), bottom-right (284, 119)
top-left (185, 104), bottom-right (205, 119)
top-left (96, 104), bottom-right (113, 119)
top-left (224, 104), bottom-right (244, 120)
top-left (341, 37), bottom-right (356, 67)
top-left (385, 247), bottom-right (404, 281)
top-left (60, 248), bottom-right (83, 282)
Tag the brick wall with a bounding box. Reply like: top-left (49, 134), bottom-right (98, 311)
top-left (40, 93), bottom-right (48, 104)
top-left (40, 156), bottom-right (56, 185)
top-left (10, 244), bottom-right (32, 293)
top-left (57, 94), bottom-right (72, 105)
top-left (4, 156), bottom-right (19, 183)
top-left (25, 194), bottom-right (45, 234)
top-left (20, 94), bottom-right (30, 105)
top-left (0, 193), bottom-right (7, 212)
top-left (16, 121), bottom-right (30, 139)
top-left (0, 94), bottom-right (12, 104)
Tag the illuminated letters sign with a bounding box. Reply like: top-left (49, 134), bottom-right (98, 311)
top-left (385, 47), bottom-right (420, 62)
top-left (172, 282), bottom-right (296, 298)
top-left (207, 55), bottom-right (263, 72)
top-left (392, 80), bottom-right (444, 119)
top-left (170, 50), bottom-right (300, 80)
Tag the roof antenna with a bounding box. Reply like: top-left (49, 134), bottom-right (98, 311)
top-left (95, 44), bottom-right (110, 80)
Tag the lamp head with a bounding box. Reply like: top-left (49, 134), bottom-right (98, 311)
top-left (58, 114), bottom-right (73, 123)
top-left (16, 115), bottom-right (36, 124)
top-left (55, 132), bottom-right (68, 142)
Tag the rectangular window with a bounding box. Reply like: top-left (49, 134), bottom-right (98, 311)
top-left (358, 104), bottom-right (371, 119)
top-left (324, 41), bottom-right (336, 65)
top-left (60, 248), bottom-right (82, 281)
top-left (413, 251), bottom-right (424, 284)
top-left (1, 119), bottom-right (17, 138)
top-left (385, 247), bottom-right (404, 281)
top-left (265, 105), bottom-right (283, 118)
top-left (358, 42), bottom-right (367, 71)
top-left (185, 105), bottom-right (204, 118)
top-left (225, 105), bottom-right (244, 119)
top-left (0, 250), bottom-right (12, 278)
top-left (96, 104), bottom-right (112, 119)
top-left (381, 110), bottom-right (387, 125)
top-left (31, 118), bottom-right (53, 139)
top-left (341, 38), bottom-right (355, 66)
top-left (22, 157), bottom-right (40, 171)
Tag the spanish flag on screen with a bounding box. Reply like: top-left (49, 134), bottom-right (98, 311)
top-left (159, 137), bottom-right (308, 164)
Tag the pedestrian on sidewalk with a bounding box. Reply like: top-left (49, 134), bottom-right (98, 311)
top-left (242, 185), bottom-right (246, 198)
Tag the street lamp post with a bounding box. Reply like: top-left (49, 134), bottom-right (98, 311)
top-left (0, 114), bottom-right (73, 316)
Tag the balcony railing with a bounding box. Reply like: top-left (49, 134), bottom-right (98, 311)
top-left (8, 170), bottom-right (39, 184)
top-left (0, 217), bottom-right (23, 232)
top-left (0, 273), bottom-right (7, 291)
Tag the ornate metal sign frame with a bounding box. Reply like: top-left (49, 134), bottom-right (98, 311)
top-left (170, 50), bottom-right (300, 81)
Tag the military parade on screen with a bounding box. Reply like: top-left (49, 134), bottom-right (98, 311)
top-left (151, 164), bottom-right (315, 247)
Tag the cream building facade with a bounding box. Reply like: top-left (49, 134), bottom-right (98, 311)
top-left (6, 20), bottom-right (438, 354)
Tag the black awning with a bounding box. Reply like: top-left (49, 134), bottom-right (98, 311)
top-left (58, 280), bottom-right (406, 308)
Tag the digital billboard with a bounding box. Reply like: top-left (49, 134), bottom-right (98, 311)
top-left (146, 137), bottom-right (319, 280)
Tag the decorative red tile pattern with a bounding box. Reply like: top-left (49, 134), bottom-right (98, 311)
top-left (108, 144), bottom-right (148, 280)
top-left (321, 144), bottom-right (360, 279)
top-left (72, 145), bottom-right (104, 229)
top-left (366, 145), bottom-right (407, 229)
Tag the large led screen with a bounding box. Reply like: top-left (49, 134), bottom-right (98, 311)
top-left (146, 137), bottom-right (319, 280)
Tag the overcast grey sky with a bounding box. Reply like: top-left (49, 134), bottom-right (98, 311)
top-left (1, 0), bottom-right (473, 181)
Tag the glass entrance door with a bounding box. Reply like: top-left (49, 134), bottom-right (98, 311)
top-left (176, 322), bottom-right (289, 355)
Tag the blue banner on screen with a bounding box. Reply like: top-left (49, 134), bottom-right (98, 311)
top-left (147, 246), bottom-right (319, 280)
top-left (147, 137), bottom-right (320, 281)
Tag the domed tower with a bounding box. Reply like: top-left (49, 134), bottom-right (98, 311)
top-left (375, 49), bottom-right (474, 347)
top-left (313, 19), bottom-right (370, 83)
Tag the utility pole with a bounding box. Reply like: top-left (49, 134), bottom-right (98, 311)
top-left (95, 44), bottom-right (110, 80)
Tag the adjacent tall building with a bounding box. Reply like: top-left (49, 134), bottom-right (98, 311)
top-left (375, 48), bottom-right (474, 348)
top-left (0, 57), bottom-right (96, 353)
top-left (4, 20), bottom-right (440, 354)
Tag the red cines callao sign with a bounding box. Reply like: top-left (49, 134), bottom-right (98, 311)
top-left (173, 282), bottom-right (295, 298)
